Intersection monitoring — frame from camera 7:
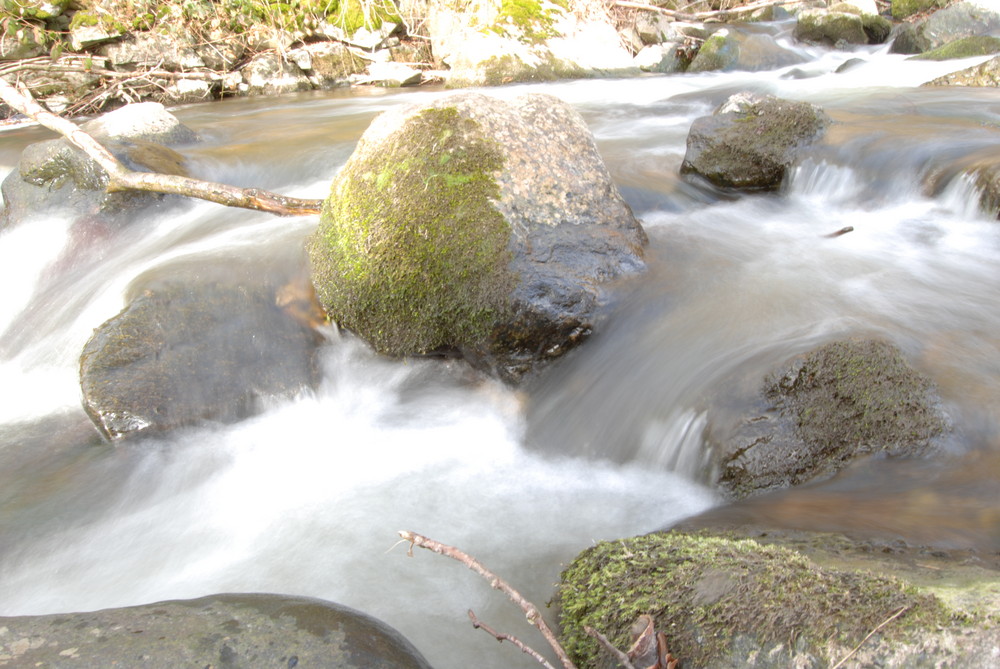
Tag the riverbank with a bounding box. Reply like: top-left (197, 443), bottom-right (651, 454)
top-left (4, 0), bottom-right (997, 120)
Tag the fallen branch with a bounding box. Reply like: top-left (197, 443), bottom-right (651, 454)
top-left (585, 626), bottom-right (637, 669)
top-left (614, 0), bottom-right (797, 21)
top-left (469, 609), bottom-right (559, 669)
top-left (398, 530), bottom-right (576, 669)
top-left (0, 76), bottom-right (322, 216)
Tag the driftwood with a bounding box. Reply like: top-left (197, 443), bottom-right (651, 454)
top-left (0, 76), bottom-right (322, 216)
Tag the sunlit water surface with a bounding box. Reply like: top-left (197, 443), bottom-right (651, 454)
top-left (2, 35), bottom-right (1000, 669)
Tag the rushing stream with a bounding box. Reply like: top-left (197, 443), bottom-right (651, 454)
top-left (2, 27), bottom-right (1000, 668)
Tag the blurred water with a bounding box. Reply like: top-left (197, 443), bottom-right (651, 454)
top-left (1, 32), bottom-right (1000, 669)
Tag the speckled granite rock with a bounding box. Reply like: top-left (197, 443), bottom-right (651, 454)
top-left (308, 92), bottom-right (646, 383)
top-left (0, 593), bottom-right (433, 668)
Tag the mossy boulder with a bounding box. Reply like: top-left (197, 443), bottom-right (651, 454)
top-left (909, 34), bottom-right (1000, 60)
top-left (0, 593), bottom-right (432, 668)
top-left (890, 1), bottom-right (1000, 54)
top-left (0, 102), bottom-right (198, 230)
top-left (680, 92), bottom-right (830, 192)
top-left (556, 528), bottom-right (999, 669)
top-left (709, 338), bottom-right (949, 499)
top-left (80, 270), bottom-right (322, 440)
top-left (794, 9), bottom-right (868, 46)
top-left (687, 28), bottom-right (808, 73)
top-left (307, 92), bottom-right (646, 382)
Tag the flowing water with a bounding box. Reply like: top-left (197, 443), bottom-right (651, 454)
top-left (2, 30), bottom-right (1000, 668)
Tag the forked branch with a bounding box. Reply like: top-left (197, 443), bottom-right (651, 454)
top-left (0, 76), bottom-right (322, 216)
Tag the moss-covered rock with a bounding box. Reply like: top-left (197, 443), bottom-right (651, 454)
top-left (687, 27), bottom-right (808, 73)
top-left (890, 1), bottom-right (1000, 54)
top-left (556, 529), bottom-right (980, 669)
top-left (0, 593), bottom-right (432, 668)
top-left (680, 92), bottom-right (830, 191)
top-left (710, 338), bottom-right (949, 499)
top-left (307, 92), bottom-right (646, 382)
top-left (80, 270), bottom-right (322, 441)
top-left (794, 9), bottom-right (868, 47)
top-left (909, 34), bottom-right (1000, 60)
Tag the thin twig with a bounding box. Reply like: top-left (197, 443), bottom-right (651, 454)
top-left (398, 530), bottom-right (577, 669)
top-left (830, 605), bottom-right (910, 669)
top-left (584, 626), bottom-right (637, 669)
top-left (470, 609), bottom-right (559, 669)
top-left (614, 0), bottom-right (796, 20)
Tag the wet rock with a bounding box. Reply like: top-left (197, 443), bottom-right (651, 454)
top-left (307, 92), bottom-right (646, 383)
top-left (688, 28), bottom-right (808, 73)
top-left (359, 61), bottom-right (423, 87)
top-left (890, 1), bottom-right (1000, 54)
top-left (709, 338), bottom-right (949, 499)
top-left (680, 92), bottom-right (830, 191)
top-left (0, 102), bottom-right (198, 230)
top-left (80, 273), bottom-right (322, 440)
top-left (556, 528), bottom-right (1000, 669)
top-left (0, 593), bottom-right (433, 668)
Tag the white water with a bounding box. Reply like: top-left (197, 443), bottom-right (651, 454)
top-left (3, 27), bottom-right (1000, 669)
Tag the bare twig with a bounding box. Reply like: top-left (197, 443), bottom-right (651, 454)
top-left (398, 530), bottom-right (576, 669)
top-left (470, 609), bottom-right (559, 669)
top-left (0, 77), bottom-right (322, 216)
top-left (584, 626), bottom-right (637, 669)
top-left (830, 605), bottom-right (910, 669)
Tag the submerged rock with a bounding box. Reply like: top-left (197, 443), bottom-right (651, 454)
top-left (680, 92), bottom-right (830, 191)
top-left (0, 593), bottom-right (433, 668)
top-left (80, 273), bottom-right (323, 440)
top-left (687, 28), bottom-right (808, 73)
top-left (709, 338), bottom-right (949, 499)
top-left (307, 92), bottom-right (646, 383)
top-left (556, 528), bottom-right (998, 669)
top-left (0, 102), bottom-right (197, 230)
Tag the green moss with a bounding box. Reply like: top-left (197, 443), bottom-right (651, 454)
top-left (556, 531), bottom-right (954, 669)
top-left (490, 0), bottom-right (562, 43)
top-left (307, 106), bottom-right (515, 356)
top-left (892, 0), bottom-right (948, 20)
top-left (688, 32), bottom-right (734, 72)
top-left (910, 35), bottom-right (1000, 61)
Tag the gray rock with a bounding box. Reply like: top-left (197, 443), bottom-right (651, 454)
top-left (557, 527), bottom-right (1000, 669)
top-left (680, 92), bottom-right (830, 191)
top-left (709, 338), bottom-right (949, 499)
top-left (890, 0), bottom-right (1000, 54)
top-left (80, 272), bottom-right (322, 441)
top-left (69, 23), bottom-right (123, 51)
top-left (634, 43), bottom-right (685, 73)
top-left (240, 52), bottom-right (312, 96)
top-left (307, 92), bottom-right (646, 383)
top-left (99, 32), bottom-right (205, 71)
top-left (292, 42), bottom-right (366, 88)
top-left (795, 9), bottom-right (868, 46)
top-left (0, 593), bottom-right (433, 668)
top-left (360, 61), bottom-right (423, 86)
top-left (1, 103), bottom-right (198, 229)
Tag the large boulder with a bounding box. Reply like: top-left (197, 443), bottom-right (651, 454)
top-left (708, 338), bottom-right (949, 499)
top-left (80, 271), bottom-right (323, 440)
top-left (687, 27), bottom-right (808, 73)
top-left (556, 528), bottom-right (1000, 669)
top-left (909, 34), bottom-right (1000, 59)
top-left (0, 593), bottom-right (433, 668)
top-left (890, 1), bottom-right (1000, 54)
top-left (680, 92), bottom-right (830, 191)
top-left (427, 0), bottom-right (636, 87)
top-left (0, 102), bottom-right (198, 230)
top-left (307, 92), bottom-right (646, 383)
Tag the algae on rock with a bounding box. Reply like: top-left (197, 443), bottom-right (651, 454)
top-left (556, 530), bottom-right (958, 669)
